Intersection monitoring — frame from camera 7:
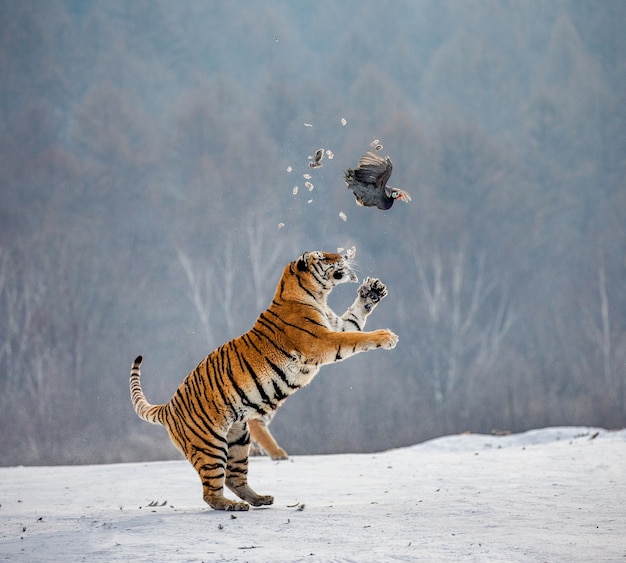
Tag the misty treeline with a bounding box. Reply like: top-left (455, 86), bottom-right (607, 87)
top-left (1, 1), bottom-right (625, 465)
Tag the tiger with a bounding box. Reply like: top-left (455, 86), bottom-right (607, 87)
top-left (130, 249), bottom-right (398, 511)
top-left (247, 275), bottom-right (391, 460)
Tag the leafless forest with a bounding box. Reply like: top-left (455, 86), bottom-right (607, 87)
top-left (1, 1), bottom-right (625, 465)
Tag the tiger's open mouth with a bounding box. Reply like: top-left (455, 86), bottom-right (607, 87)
top-left (334, 259), bottom-right (358, 283)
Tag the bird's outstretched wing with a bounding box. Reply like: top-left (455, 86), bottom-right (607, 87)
top-left (353, 151), bottom-right (393, 190)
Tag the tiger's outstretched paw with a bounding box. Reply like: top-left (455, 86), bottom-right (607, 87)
top-left (358, 277), bottom-right (388, 311)
top-left (376, 329), bottom-right (399, 350)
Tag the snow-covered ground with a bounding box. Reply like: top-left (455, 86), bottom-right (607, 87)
top-left (1, 427), bottom-right (624, 562)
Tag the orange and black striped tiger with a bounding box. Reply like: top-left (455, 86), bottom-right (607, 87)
top-left (130, 250), bottom-right (398, 511)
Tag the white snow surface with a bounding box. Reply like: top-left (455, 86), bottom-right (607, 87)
top-left (1, 427), bottom-right (624, 562)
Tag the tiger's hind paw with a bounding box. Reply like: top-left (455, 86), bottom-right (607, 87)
top-left (358, 277), bottom-right (388, 311)
top-left (204, 495), bottom-right (250, 511)
top-left (229, 484), bottom-right (275, 508)
top-left (249, 494), bottom-right (274, 507)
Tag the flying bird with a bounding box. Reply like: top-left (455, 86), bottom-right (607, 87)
top-left (344, 151), bottom-right (412, 210)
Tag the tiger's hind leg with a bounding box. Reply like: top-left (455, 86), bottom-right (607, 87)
top-left (188, 436), bottom-right (251, 511)
top-left (225, 422), bottom-right (274, 507)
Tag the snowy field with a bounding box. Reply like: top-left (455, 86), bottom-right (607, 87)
top-left (1, 427), bottom-right (624, 562)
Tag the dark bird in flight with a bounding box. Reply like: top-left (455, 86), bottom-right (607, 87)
top-left (344, 151), bottom-right (412, 210)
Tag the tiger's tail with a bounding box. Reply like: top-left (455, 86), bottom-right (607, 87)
top-left (130, 356), bottom-right (166, 425)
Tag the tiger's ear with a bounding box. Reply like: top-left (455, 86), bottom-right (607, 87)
top-left (297, 252), bottom-right (310, 271)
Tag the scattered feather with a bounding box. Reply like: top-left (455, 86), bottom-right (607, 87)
top-left (326, 150), bottom-right (334, 160)
top-left (303, 173), bottom-right (312, 179)
top-left (339, 211), bottom-right (347, 221)
top-left (308, 148), bottom-right (324, 168)
top-left (345, 246), bottom-right (356, 259)
top-left (374, 144), bottom-right (383, 151)
top-left (341, 117), bottom-right (347, 126)
top-left (292, 186), bottom-right (298, 195)
top-left (305, 181), bottom-right (314, 191)
top-left (307, 199), bottom-right (313, 204)
top-left (304, 123), bottom-right (313, 127)
top-left (277, 222), bottom-right (285, 229)
top-left (370, 139), bottom-right (380, 147)
top-left (287, 166), bottom-right (292, 172)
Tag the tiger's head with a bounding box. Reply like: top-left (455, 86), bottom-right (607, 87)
top-left (294, 250), bottom-right (358, 291)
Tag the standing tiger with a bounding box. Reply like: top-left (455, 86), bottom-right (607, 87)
top-left (130, 250), bottom-right (398, 511)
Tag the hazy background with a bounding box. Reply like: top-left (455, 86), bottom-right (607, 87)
top-left (1, 0), bottom-right (625, 466)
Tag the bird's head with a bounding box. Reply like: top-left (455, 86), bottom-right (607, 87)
top-left (386, 187), bottom-right (412, 202)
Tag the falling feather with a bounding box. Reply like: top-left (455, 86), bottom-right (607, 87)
top-left (308, 148), bottom-right (324, 169)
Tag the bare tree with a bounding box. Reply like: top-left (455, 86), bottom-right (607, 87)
top-left (177, 240), bottom-right (240, 346)
top-left (177, 216), bottom-right (288, 348)
top-left (582, 251), bottom-right (626, 416)
top-left (177, 247), bottom-right (217, 346)
top-left (245, 212), bottom-right (287, 312)
top-left (0, 224), bottom-right (113, 465)
top-left (410, 240), bottom-right (515, 413)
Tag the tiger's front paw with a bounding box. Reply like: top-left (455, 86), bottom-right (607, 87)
top-left (374, 329), bottom-right (399, 350)
top-left (268, 447), bottom-right (288, 461)
top-left (358, 277), bottom-right (388, 311)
